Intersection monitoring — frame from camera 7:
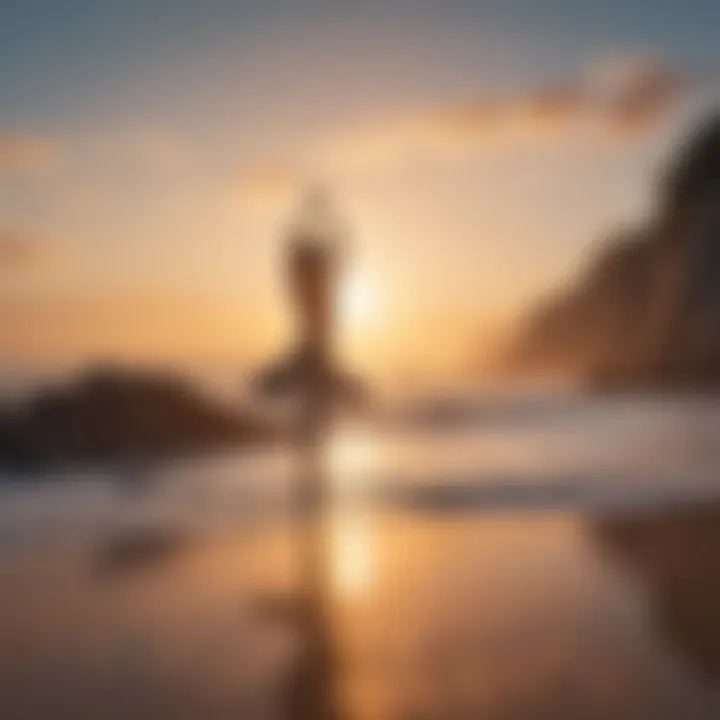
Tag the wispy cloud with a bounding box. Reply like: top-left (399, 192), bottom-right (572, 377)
top-left (0, 133), bottom-right (60, 175)
top-left (588, 55), bottom-right (686, 136)
top-left (0, 292), bottom-right (267, 363)
top-left (0, 229), bottom-right (45, 270)
top-left (320, 55), bottom-right (686, 165)
top-left (235, 161), bottom-right (300, 204)
top-left (236, 54), bottom-right (692, 199)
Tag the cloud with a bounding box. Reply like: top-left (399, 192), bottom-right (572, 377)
top-left (515, 84), bottom-right (587, 130)
top-left (0, 229), bottom-right (45, 270)
top-left (235, 161), bottom-right (300, 205)
top-left (235, 54), bottom-right (693, 198)
top-left (0, 133), bottom-right (60, 174)
top-left (422, 98), bottom-right (505, 141)
top-left (129, 131), bottom-right (188, 170)
top-left (0, 292), bottom-right (266, 364)
top-left (316, 55), bottom-right (689, 170)
top-left (588, 55), bottom-right (686, 136)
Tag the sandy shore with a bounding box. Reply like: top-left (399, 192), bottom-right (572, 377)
top-left (0, 502), bottom-right (719, 719)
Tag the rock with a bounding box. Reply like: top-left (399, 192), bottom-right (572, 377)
top-left (504, 115), bottom-right (720, 390)
top-left (0, 366), bottom-right (275, 470)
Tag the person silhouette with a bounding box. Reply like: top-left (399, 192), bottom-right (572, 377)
top-left (258, 187), bottom-right (348, 720)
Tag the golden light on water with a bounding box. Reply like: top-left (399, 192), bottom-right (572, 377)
top-left (328, 430), bottom-right (379, 598)
top-left (331, 516), bottom-right (374, 598)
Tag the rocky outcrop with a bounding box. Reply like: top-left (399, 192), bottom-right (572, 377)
top-left (505, 116), bottom-right (720, 389)
top-left (0, 367), bottom-right (274, 470)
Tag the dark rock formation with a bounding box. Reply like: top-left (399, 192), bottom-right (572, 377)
top-left (505, 115), bottom-right (720, 389)
top-left (0, 367), bottom-right (274, 470)
top-left (594, 506), bottom-right (720, 683)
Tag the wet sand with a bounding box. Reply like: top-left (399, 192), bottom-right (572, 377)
top-left (1, 504), bottom-right (720, 719)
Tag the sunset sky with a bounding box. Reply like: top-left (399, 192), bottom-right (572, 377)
top-left (1, 0), bottom-right (719, 382)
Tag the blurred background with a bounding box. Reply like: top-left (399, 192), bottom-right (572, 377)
top-left (2, 1), bottom-right (720, 718)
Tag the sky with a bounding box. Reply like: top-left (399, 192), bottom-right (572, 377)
top-left (0, 0), bottom-right (719, 383)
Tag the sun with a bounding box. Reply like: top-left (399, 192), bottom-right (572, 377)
top-left (340, 269), bottom-right (377, 326)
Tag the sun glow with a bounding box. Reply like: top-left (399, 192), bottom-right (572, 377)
top-left (340, 270), bottom-right (377, 326)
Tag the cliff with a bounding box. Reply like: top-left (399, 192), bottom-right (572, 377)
top-left (505, 115), bottom-right (720, 389)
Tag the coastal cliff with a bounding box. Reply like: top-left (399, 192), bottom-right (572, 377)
top-left (505, 116), bottom-right (720, 390)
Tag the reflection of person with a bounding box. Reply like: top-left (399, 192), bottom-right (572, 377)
top-left (281, 188), bottom-right (343, 720)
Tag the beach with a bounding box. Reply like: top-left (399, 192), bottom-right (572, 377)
top-left (0, 395), bottom-right (719, 719)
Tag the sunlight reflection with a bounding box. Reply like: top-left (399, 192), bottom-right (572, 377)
top-left (330, 514), bottom-right (374, 598)
top-left (328, 425), bottom-right (383, 494)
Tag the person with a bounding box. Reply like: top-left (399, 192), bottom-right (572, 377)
top-left (258, 187), bottom-right (345, 720)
